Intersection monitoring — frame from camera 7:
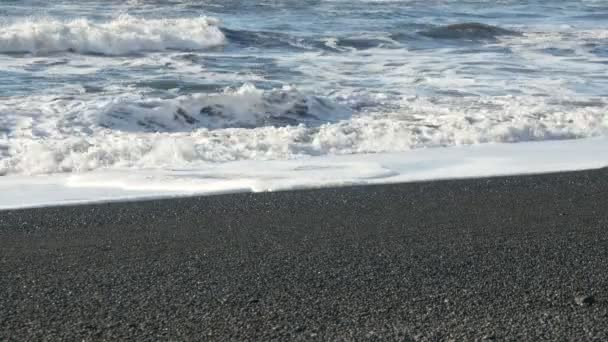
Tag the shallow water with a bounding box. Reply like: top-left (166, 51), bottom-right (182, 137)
top-left (1, 0), bottom-right (607, 175)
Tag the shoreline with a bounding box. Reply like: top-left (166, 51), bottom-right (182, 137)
top-left (2, 136), bottom-right (608, 211)
top-left (2, 163), bottom-right (607, 213)
top-left (1, 167), bottom-right (608, 340)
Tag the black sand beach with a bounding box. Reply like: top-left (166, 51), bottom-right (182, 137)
top-left (1, 168), bottom-right (608, 341)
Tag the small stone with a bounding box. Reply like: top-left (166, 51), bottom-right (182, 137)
top-left (482, 334), bottom-right (496, 340)
top-left (575, 295), bottom-right (594, 306)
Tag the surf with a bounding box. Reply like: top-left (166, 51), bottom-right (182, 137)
top-left (0, 15), bottom-right (225, 55)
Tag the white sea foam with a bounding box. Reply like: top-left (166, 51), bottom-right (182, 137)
top-left (1, 137), bottom-right (607, 210)
top-left (1, 84), bottom-right (606, 175)
top-left (100, 83), bottom-right (352, 131)
top-left (0, 15), bottom-right (225, 55)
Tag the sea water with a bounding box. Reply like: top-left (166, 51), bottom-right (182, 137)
top-left (0, 0), bottom-right (607, 207)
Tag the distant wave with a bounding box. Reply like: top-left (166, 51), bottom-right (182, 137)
top-left (221, 28), bottom-right (315, 50)
top-left (0, 15), bottom-right (225, 55)
top-left (222, 27), bottom-right (396, 52)
top-left (419, 22), bottom-right (521, 40)
top-left (99, 84), bottom-right (352, 132)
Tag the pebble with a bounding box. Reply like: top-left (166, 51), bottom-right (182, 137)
top-left (575, 295), bottom-right (594, 307)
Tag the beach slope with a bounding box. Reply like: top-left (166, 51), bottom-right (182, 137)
top-left (1, 168), bottom-right (607, 340)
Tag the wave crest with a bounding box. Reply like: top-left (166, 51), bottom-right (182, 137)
top-left (100, 84), bottom-right (352, 132)
top-left (0, 15), bottom-right (225, 55)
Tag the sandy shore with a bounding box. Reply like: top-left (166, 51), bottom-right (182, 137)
top-left (1, 168), bottom-right (607, 340)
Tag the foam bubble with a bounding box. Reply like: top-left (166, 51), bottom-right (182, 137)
top-left (0, 15), bottom-right (225, 55)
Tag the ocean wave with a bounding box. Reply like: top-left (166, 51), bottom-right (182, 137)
top-left (222, 27), bottom-right (397, 52)
top-left (1, 92), bottom-right (606, 175)
top-left (0, 15), bottom-right (225, 55)
top-left (419, 22), bottom-right (521, 40)
top-left (100, 84), bottom-right (352, 132)
top-left (221, 28), bottom-right (317, 51)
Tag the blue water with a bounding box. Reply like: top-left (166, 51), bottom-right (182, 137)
top-left (0, 0), bottom-right (607, 174)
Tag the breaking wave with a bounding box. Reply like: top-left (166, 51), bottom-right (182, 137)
top-left (1, 90), bottom-right (607, 175)
top-left (100, 84), bottom-right (352, 132)
top-left (0, 15), bottom-right (225, 55)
